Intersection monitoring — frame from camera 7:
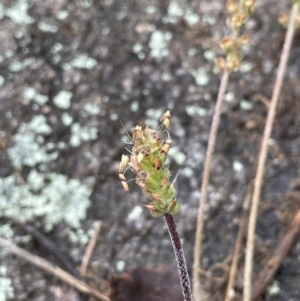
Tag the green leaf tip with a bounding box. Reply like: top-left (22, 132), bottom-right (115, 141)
top-left (119, 110), bottom-right (180, 216)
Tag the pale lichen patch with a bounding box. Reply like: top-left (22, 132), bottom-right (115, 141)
top-left (61, 112), bottom-right (73, 126)
top-left (53, 91), bottom-right (73, 109)
top-left (7, 115), bottom-right (55, 169)
top-left (168, 146), bottom-right (186, 165)
top-left (127, 205), bottom-right (143, 221)
top-left (191, 68), bottom-right (210, 86)
top-left (9, 58), bottom-right (34, 72)
top-left (233, 160), bottom-right (244, 172)
top-left (56, 10), bottom-right (69, 20)
top-left (23, 87), bottom-right (49, 106)
top-left (149, 30), bottom-right (172, 61)
top-left (0, 172), bottom-right (91, 232)
top-left (163, 1), bottom-right (184, 23)
top-left (0, 266), bottom-right (14, 301)
top-left (0, 75), bottom-right (4, 86)
top-left (240, 99), bottom-right (253, 110)
top-left (70, 123), bottom-right (98, 147)
top-left (185, 105), bottom-right (208, 117)
top-left (184, 9), bottom-right (200, 26)
top-left (63, 54), bottom-right (97, 70)
top-left (4, 0), bottom-right (34, 25)
top-left (145, 108), bottom-right (164, 129)
top-left (38, 22), bottom-right (58, 32)
top-left (83, 103), bottom-right (101, 115)
top-left (130, 101), bottom-right (139, 112)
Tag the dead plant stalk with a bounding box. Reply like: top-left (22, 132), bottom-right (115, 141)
top-left (193, 70), bottom-right (229, 301)
top-left (224, 181), bottom-right (253, 301)
top-left (193, 1), bottom-right (257, 299)
top-left (243, 2), bottom-right (300, 301)
top-left (80, 220), bottom-right (102, 276)
top-left (0, 237), bottom-right (110, 301)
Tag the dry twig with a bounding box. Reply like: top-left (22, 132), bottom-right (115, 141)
top-left (7, 217), bottom-right (80, 278)
top-left (0, 237), bottom-right (110, 301)
top-left (243, 2), bottom-right (300, 300)
top-left (251, 209), bottom-right (300, 300)
top-left (80, 221), bottom-right (102, 277)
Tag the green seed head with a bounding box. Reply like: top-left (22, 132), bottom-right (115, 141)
top-left (119, 111), bottom-right (179, 216)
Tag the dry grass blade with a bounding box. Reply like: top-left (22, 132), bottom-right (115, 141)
top-left (243, 2), bottom-right (300, 300)
top-left (0, 237), bottom-right (110, 301)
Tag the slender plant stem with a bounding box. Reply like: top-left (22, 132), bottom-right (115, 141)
top-left (193, 70), bottom-right (229, 301)
top-left (164, 213), bottom-right (193, 301)
top-left (243, 2), bottom-right (300, 301)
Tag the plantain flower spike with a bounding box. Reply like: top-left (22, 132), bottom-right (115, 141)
top-left (119, 110), bottom-right (179, 217)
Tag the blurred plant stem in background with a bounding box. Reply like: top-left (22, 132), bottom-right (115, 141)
top-left (243, 1), bottom-right (300, 300)
top-left (192, 1), bottom-right (256, 300)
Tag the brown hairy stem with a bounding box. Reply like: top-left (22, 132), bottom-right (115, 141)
top-left (243, 2), bottom-right (300, 300)
top-left (0, 237), bottom-right (110, 301)
top-left (164, 213), bottom-right (193, 301)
